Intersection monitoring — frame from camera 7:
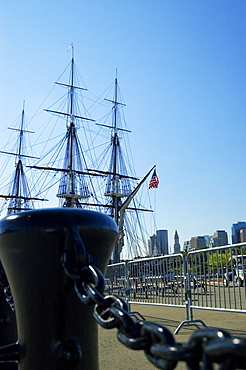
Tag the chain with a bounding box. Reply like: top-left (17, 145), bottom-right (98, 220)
top-left (65, 255), bottom-right (246, 370)
top-left (1, 245), bottom-right (246, 369)
top-left (0, 262), bottom-right (14, 311)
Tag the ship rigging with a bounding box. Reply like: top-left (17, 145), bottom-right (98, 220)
top-left (1, 49), bottom-right (157, 261)
top-left (0, 103), bottom-right (47, 215)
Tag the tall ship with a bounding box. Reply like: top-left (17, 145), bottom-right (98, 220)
top-left (0, 48), bottom-right (157, 263)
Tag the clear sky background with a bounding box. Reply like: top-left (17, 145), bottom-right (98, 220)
top-left (1, 1), bottom-right (246, 251)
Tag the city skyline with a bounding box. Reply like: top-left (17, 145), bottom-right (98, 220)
top-left (151, 219), bottom-right (246, 255)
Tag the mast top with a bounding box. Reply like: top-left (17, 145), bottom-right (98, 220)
top-left (66, 43), bottom-right (74, 59)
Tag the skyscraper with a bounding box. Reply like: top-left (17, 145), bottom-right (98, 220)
top-left (148, 234), bottom-right (159, 256)
top-left (148, 229), bottom-right (169, 256)
top-left (231, 222), bottom-right (246, 244)
top-left (240, 228), bottom-right (246, 243)
top-left (157, 229), bottom-right (169, 255)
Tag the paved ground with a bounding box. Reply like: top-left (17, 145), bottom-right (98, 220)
top-left (98, 304), bottom-right (246, 370)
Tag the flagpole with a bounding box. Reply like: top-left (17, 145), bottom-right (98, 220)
top-left (148, 167), bottom-right (159, 234)
top-left (153, 187), bottom-right (158, 232)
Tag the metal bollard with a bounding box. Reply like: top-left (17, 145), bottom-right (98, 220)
top-left (0, 208), bottom-right (118, 369)
top-left (0, 283), bottom-right (17, 369)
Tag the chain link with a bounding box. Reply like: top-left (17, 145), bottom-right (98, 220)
top-left (0, 262), bottom-right (15, 311)
top-left (70, 261), bottom-right (246, 370)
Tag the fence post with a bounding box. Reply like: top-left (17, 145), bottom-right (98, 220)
top-left (184, 253), bottom-right (192, 321)
top-left (174, 253), bottom-right (206, 334)
top-left (124, 261), bottom-right (130, 311)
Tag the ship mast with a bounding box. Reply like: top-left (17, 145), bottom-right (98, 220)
top-left (100, 78), bottom-right (154, 263)
top-left (0, 102), bottom-right (47, 214)
top-left (105, 78), bottom-right (128, 213)
top-left (57, 55), bottom-right (87, 207)
top-left (102, 78), bottom-right (130, 262)
top-left (40, 48), bottom-right (95, 208)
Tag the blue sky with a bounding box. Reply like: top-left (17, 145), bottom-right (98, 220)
top-left (1, 1), bottom-right (246, 250)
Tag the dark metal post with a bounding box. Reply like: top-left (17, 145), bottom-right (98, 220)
top-left (0, 284), bottom-right (17, 369)
top-left (0, 208), bottom-right (118, 369)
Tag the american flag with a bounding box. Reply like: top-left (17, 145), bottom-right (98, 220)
top-left (149, 169), bottom-right (159, 189)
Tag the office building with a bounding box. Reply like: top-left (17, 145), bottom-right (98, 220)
top-left (190, 236), bottom-right (206, 250)
top-left (231, 221), bottom-right (246, 244)
top-left (156, 229), bottom-right (169, 255)
top-left (183, 240), bottom-right (191, 251)
top-left (209, 230), bottom-right (228, 247)
top-left (240, 228), bottom-right (246, 243)
top-left (148, 229), bottom-right (168, 256)
top-left (203, 235), bottom-right (211, 247)
top-left (148, 234), bottom-right (159, 256)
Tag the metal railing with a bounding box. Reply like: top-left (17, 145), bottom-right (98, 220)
top-left (105, 243), bottom-right (246, 321)
top-left (105, 254), bottom-right (185, 307)
top-left (188, 243), bottom-right (246, 312)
